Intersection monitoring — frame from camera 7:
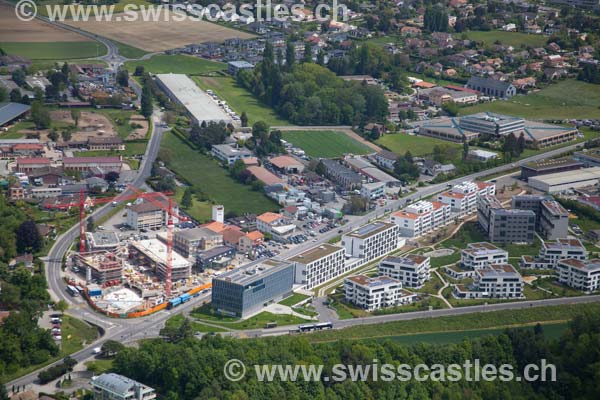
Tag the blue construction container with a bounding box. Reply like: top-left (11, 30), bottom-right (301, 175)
top-left (179, 293), bottom-right (191, 303)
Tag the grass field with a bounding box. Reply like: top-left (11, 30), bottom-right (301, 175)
top-left (174, 187), bottom-right (212, 223)
top-left (85, 359), bottom-right (114, 374)
top-left (461, 79), bottom-right (600, 120)
top-left (0, 42), bottom-right (107, 60)
top-left (113, 40), bottom-right (148, 59)
top-left (462, 30), bottom-right (548, 48)
top-left (376, 133), bottom-right (462, 157)
top-left (125, 54), bottom-right (225, 75)
top-left (278, 293), bottom-right (310, 307)
top-left (160, 132), bottom-right (278, 216)
top-left (193, 76), bottom-right (289, 126)
top-left (281, 130), bottom-right (372, 158)
top-left (308, 301), bottom-right (600, 342)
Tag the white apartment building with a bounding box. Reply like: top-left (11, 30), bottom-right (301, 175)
top-left (344, 275), bottom-right (416, 311)
top-left (521, 238), bottom-right (587, 269)
top-left (461, 242), bottom-right (509, 269)
top-left (454, 264), bottom-right (523, 299)
top-left (289, 244), bottom-right (346, 289)
top-left (437, 181), bottom-right (495, 215)
top-left (392, 200), bottom-right (451, 238)
top-left (379, 254), bottom-right (431, 288)
top-left (342, 222), bottom-right (401, 263)
top-left (556, 259), bottom-right (600, 293)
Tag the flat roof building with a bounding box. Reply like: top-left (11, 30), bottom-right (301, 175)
top-left (557, 259), bottom-right (600, 293)
top-left (289, 244), bottom-right (345, 289)
top-left (211, 144), bottom-right (253, 166)
top-left (344, 275), bottom-right (416, 311)
top-left (173, 227), bottom-right (223, 257)
top-left (91, 373), bottom-right (155, 400)
top-left (156, 74), bottom-right (233, 126)
top-left (477, 195), bottom-right (536, 244)
top-left (521, 238), bottom-right (587, 269)
top-left (527, 167), bottom-right (600, 193)
top-left (379, 254), bottom-right (431, 288)
top-left (461, 242), bottom-right (509, 269)
top-left (129, 239), bottom-right (191, 281)
top-left (520, 158), bottom-right (583, 181)
top-left (212, 259), bottom-right (295, 317)
top-left (342, 222), bottom-right (400, 263)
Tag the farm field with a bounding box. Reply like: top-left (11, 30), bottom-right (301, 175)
top-left (462, 30), bottom-right (547, 48)
top-left (160, 132), bottom-right (278, 216)
top-left (0, 42), bottom-right (106, 60)
top-left (37, 0), bottom-right (151, 17)
top-left (113, 40), bottom-right (148, 59)
top-left (125, 55), bottom-right (225, 75)
top-left (376, 132), bottom-right (461, 156)
top-left (193, 76), bottom-right (289, 126)
top-left (66, 9), bottom-right (254, 52)
top-left (461, 79), bottom-right (600, 120)
top-left (281, 130), bottom-right (373, 158)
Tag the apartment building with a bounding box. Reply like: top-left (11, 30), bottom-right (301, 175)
top-left (255, 212), bottom-right (285, 234)
top-left (344, 275), bottom-right (416, 311)
top-left (212, 259), bottom-right (295, 317)
top-left (461, 242), bottom-right (509, 269)
top-left (342, 222), bottom-right (400, 263)
top-left (289, 244), bottom-right (346, 289)
top-left (437, 181), bottom-right (495, 215)
top-left (454, 264), bottom-right (524, 299)
top-left (126, 195), bottom-right (179, 230)
top-left (521, 238), bottom-right (587, 269)
top-left (378, 254), bottom-right (431, 288)
top-left (391, 200), bottom-right (451, 238)
top-left (477, 195), bottom-right (536, 243)
top-left (556, 259), bottom-right (600, 293)
top-left (511, 195), bottom-right (569, 239)
top-left (91, 373), bottom-right (156, 400)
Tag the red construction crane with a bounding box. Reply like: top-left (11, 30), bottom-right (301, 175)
top-left (127, 186), bottom-right (190, 297)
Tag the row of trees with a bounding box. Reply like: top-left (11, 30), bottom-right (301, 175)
top-left (111, 313), bottom-right (600, 399)
top-left (237, 42), bottom-right (389, 126)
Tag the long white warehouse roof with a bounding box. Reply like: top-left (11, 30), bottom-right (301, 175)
top-left (528, 166), bottom-right (600, 186)
top-left (155, 73), bottom-right (232, 125)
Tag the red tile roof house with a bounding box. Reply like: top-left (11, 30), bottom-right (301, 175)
top-left (15, 157), bottom-right (51, 173)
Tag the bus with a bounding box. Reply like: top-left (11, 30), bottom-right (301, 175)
top-left (297, 322), bottom-right (333, 332)
top-left (67, 285), bottom-right (79, 297)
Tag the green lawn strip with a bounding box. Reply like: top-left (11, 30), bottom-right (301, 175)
top-left (125, 54), bottom-right (225, 75)
top-left (307, 301), bottom-right (600, 342)
top-left (112, 40), bottom-right (149, 59)
top-left (0, 42), bottom-right (107, 60)
top-left (166, 314), bottom-right (227, 333)
top-left (279, 293), bottom-right (310, 307)
top-left (193, 76), bottom-right (289, 126)
top-left (535, 277), bottom-right (588, 297)
top-left (85, 359), bottom-right (114, 374)
top-left (192, 311), bottom-right (310, 330)
top-left (461, 30), bottom-right (547, 48)
top-left (460, 79), bottom-right (600, 120)
top-left (160, 131), bottom-right (278, 215)
top-left (376, 133), bottom-right (462, 157)
top-left (281, 130), bottom-right (372, 158)
top-left (190, 304), bottom-right (239, 323)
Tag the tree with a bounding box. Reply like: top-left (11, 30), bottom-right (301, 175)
top-left (71, 108), bottom-right (81, 127)
top-left (9, 88), bottom-right (21, 103)
top-left (0, 384), bottom-right (8, 400)
top-left (303, 41), bottom-right (313, 63)
top-left (105, 171), bottom-right (120, 183)
top-left (181, 188), bottom-right (193, 209)
top-left (101, 340), bottom-right (125, 357)
top-left (285, 40), bottom-right (295, 71)
top-left (140, 85), bottom-right (153, 119)
top-left (442, 101), bottom-right (459, 116)
top-left (317, 50), bottom-right (325, 66)
top-left (0, 86), bottom-right (6, 103)
top-left (240, 111), bottom-right (248, 127)
top-left (11, 69), bottom-right (26, 87)
top-left (31, 102), bottom-right (51, 129)
top-left (116, 69), bottom-right (129, 87)
top-left (61, 129), bottom-right (72, 142)
top-left (86, 216), bottom-right (95, 232)
top-left (462, 140), bottom-right (469, 161)
top-left (134, 66), bottom-right (145, 76)
top-left (55, 300), bottom-right (68, 315)
top-left (315, 160), bottom-right (326, 176)
top-left (345, 195), bottom-right (367, 215)
top-left (16, 220), bottom-right (42, 254)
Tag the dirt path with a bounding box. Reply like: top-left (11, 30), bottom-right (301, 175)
top-left (272, 125), bottom-right (383, 152)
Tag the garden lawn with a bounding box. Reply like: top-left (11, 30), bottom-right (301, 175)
top-left (279, 293), bottom-right (310, 307)
top-left (376, 133), bottom-right (461, 157)
top-left (193, 76), bottom-right (289, 126)
top-left (125, 54), bottom-right (225, 75)
top-left (0, 42), bottom-right (106, 60)
top-left (462, 30), bottom-right (547, 48)
top-left (174, 187), bottom-right (212, 223)
top-left (460, 79), bottom-right (600, 120)
top-left (160, 132), bottom-right (278, 215)
top-left (281, 130), bottom-right (372, 158)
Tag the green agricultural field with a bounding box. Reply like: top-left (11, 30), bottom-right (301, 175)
top-left (461, 79), bottom-right (600, 120)
top-left (462, 30), bottom-right (547, 48)
top-left (193, 76), bottom-right (289, 126)
top-left (281, 130), bottom-right (372, 158)
top-left (113, 40), bottom-right (148, 59)
top-left (0, 42), bottom-right (107, 60)
top-left (125, 54), bottom-right (225, 75)
top-left (160, 132), bottom-right (278, 216)
top-left (376, 133), bottom-right (461, 157)
top-left (37, 0), bottom-right (151, 17)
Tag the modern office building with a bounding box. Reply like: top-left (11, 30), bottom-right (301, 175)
top-left (521, 238), bottom-right (587, 269)
top-left (378, 254), bottom-right (431, 288)
top-left (289, 244), bottom-right (346, 289)
top-left (556, 259), bottom-right (600, 293)
top-left (344, 275), bottom-right (416, 311)
top-left (342, 222), bottom-right (400, 262)
top-left (454, 264), bottom-right (523, 299)
top-left (459, 112), bottom-right (524, 136)
top-left (211, 144), bottom-right (254, 166)
top-left (461, 242), bottom-right (509, 269)
top-left (211, 259), bottom-right (295, 317)
top-left (91, 373), bottom-right (156, 400)
top-left (391, 200), bottom-right (451, 238)
top-left (477, 195), bottom-right (536, 243)
top-left (437, 181), bottom-right (495, 215)
top-left (511, 195), bottom-right (569, 239)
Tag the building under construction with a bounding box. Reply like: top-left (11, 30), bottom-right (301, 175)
top-left (76, 251), bottom-right (123, 285)
top-left (129, 239), bottom-right (192, 282)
